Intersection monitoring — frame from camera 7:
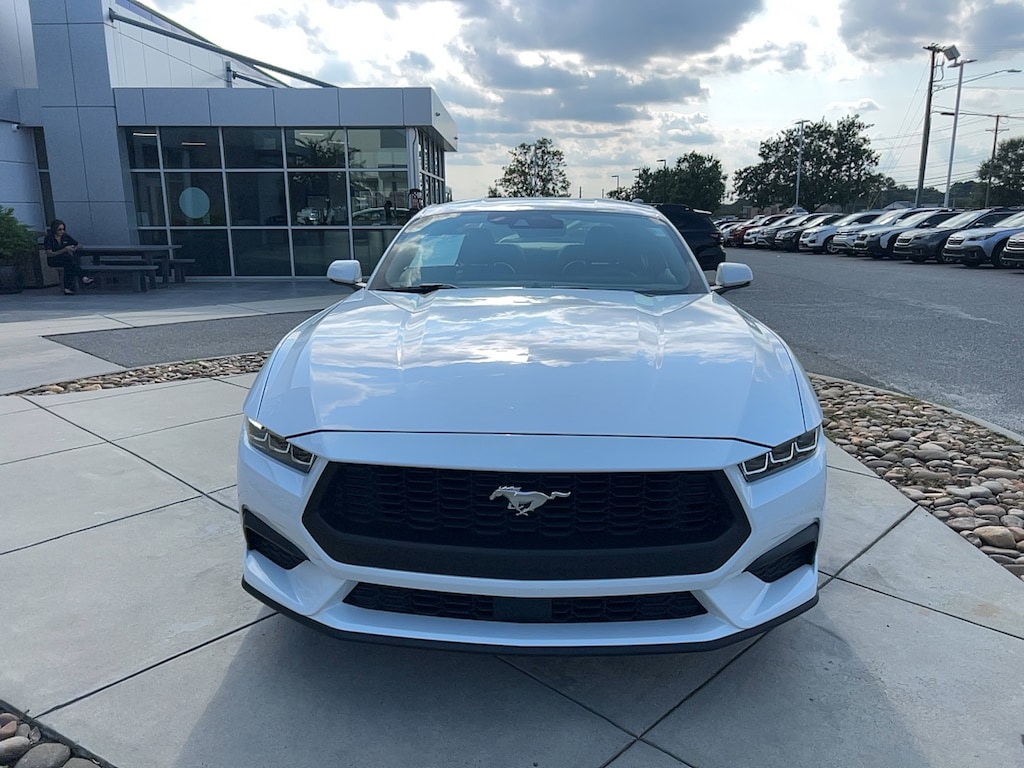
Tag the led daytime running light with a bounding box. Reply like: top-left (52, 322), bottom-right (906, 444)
top-left (246, 418), bottom-right (315, 472)
top-left (741, 428), bottom-right (819, 480)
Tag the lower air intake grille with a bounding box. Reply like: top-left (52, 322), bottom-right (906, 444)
top-left (344, 583), bottom-right (707, 623)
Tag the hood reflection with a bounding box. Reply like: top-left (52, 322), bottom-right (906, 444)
top-left (309, 291), bottom-right (763, 371)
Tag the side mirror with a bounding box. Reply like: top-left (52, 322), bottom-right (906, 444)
top-left (327, 259), bottom-right (364, 286)
top-left (711, 262), bottom-right (753, 295)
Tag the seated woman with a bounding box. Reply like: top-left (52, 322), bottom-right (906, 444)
top-left (44, 219), bottom-right (93, 294)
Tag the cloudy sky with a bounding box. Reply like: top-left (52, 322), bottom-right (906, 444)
top-left (148, 0), bottom-right (1024, 202)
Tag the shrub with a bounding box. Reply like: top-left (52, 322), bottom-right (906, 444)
top-left (0, 207), bottom-right (39, 265)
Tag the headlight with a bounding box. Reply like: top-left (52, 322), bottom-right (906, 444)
top-left (962, 234), bottom-right (986, 241)
top-left (740, 427), bottom-right (820, 481)
top-left (246, 418), bottom-right (316, 472)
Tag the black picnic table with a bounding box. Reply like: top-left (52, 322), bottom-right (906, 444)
top-left (77, 244), bottom-right (184, 288)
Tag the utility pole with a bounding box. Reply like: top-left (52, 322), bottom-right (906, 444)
top-left (794, 119), bottom-right (808, 210)
top-left (916, 45), bottom-right (942, 206)
top-left (984, 115), bottom-right (1007, 207)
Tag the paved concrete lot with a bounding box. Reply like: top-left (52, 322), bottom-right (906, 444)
top-left (1, 281), bottom-right (1022, 767)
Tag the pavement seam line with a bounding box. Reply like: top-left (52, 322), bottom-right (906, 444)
top-left (831, 575), bottom-right (1024, 642)
top-left (32, 613), bottom-right (279, 719)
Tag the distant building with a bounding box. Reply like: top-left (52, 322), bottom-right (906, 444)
top-left (0, 0), bottom-right (457, 276)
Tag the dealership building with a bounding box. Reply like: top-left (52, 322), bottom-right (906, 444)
top-left (0, 0), bottom-right (457, 276)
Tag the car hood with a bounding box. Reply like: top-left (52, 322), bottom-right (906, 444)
top-left (901, 225), bottom-right (957, 238)
top-left (251, 290), bottom-right (811, 446)
top-left (858, 223), bottom-right (919, 236)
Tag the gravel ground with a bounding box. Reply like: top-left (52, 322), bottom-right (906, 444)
top-left (15, 353), bottom-right (1024, 582)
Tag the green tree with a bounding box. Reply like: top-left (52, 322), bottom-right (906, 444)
top-left (978, 137), bottom-right (1024, 205)
top-left (493, 137), bottom-right (571, 197)
top-left (614, 153), bottom-right (727, 211)
top-left (732, 116), bottom-right (885, 212)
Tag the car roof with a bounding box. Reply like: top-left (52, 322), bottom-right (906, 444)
top-left (422, 197), bottom-right (666, 220)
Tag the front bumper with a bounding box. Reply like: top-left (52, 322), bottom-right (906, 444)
top-left (943, 245), bottom-right (985, 264)
top-left (238, 430), bottom-right (826, 653)
top-left (852, 241), bottom-right (885, 257)
top-left (893, 243), bottom-right (939, 258)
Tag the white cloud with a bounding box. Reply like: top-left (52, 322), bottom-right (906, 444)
top-left (827, 98), bottom-right (882, 113)
top-left (147, 0), bottom-right (1024, 201)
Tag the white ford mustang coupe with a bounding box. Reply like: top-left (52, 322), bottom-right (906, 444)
top-left (238, 198), bottom-right (826, 654)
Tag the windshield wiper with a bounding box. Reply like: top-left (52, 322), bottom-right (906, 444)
top-left (384, 283), bottom-right (458, 294)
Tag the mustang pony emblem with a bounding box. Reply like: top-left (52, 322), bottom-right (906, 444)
top-left (489, 485), bottom-right (571, 516)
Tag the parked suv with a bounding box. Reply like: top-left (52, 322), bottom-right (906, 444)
top-left (774, 213), bottom-right (842, 251)
top-left (757, 213), bottom-right (824, 249)
top-left (942, 209), bottom-right (1024, 267)
top-left (799, 210), bottom-right (885, 254)
top-left (652, 203), bottom-right (726, 270)
top-left (1001, 231), bottom-right (1024, 268)
top-left (893, 208), bottom-right (1019, 263)
top-left (851, 209), bottom-right (959, 259)
top-left (745, 214), bottom-right (803, 247)
top-left (831, 207), bottom-right (936, 255)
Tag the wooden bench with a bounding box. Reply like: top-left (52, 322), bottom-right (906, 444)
top-left (81, 264), bottom-right (159, 292)
top-left (168, 258), bottom-right (196, 283)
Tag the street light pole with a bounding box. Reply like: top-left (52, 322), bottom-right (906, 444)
top-left (943, 57), bottom-right (976, 208)
top-left (794, 119), bottom-right (808, 209)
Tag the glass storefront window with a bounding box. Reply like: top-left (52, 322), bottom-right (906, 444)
top-left (126, 128), bottom-right (159, 169)
top-left (348, 128), bottom-right (407, 169)
top-left (120, 123), bottom-right (441, 278)
top-left (232, 230), bottom-right (291, 276)
top-left (161, 127), bottom-right (221, 168)
top-left (349, 171), bottom-right (408, 224)
top-left (224, 128), bottom-right (283, 168)
top-left (166, 172), bottom-right (226, 225)
top-left (228, 172), bottom-right (286, 226)
top-left (352, 229), bottom-right (397, 275)
top-left (132, 172), bottom-right (165, 226)
top-left (293, 229), bottom-right (351, 276)
top-left (138, 230), bottom-right (168, 245)
top-left (285, 129), bottom-right (347, 168)
top-left (170, 229), bottom-right (230, 276)
top-left (289, 171), bottom-right (348, 226)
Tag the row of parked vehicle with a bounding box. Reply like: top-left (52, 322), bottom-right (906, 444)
top-left (720, 206), bottom-right (1024, 268)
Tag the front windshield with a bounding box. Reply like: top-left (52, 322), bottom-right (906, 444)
top-left (941, 210), bottom-right (1006, 229)
top-left (835, 212), bottom-right (882, 226)
top-left (901, 210), bottom-right (954, 227)
top-left (368, 209), bottom-right (708, 295)
top-left (994, 210), bottom-right (1024, 228)
top-left (873, 209), bottom-right (915, 225)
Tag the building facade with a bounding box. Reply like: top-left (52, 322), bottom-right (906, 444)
top-left (0, 0), bottom-right (457, 277)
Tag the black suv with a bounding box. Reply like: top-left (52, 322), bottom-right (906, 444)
top-left (652, 203), bottom-right (727, 270)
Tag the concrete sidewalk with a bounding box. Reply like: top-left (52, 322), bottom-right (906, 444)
top-left (1, 281), bottom-right (1022, 768)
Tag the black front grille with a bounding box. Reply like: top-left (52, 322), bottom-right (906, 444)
top-left (303, 464), bottom-right (749, 580)
top-left (344, 583), bottom-right (707, 624)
